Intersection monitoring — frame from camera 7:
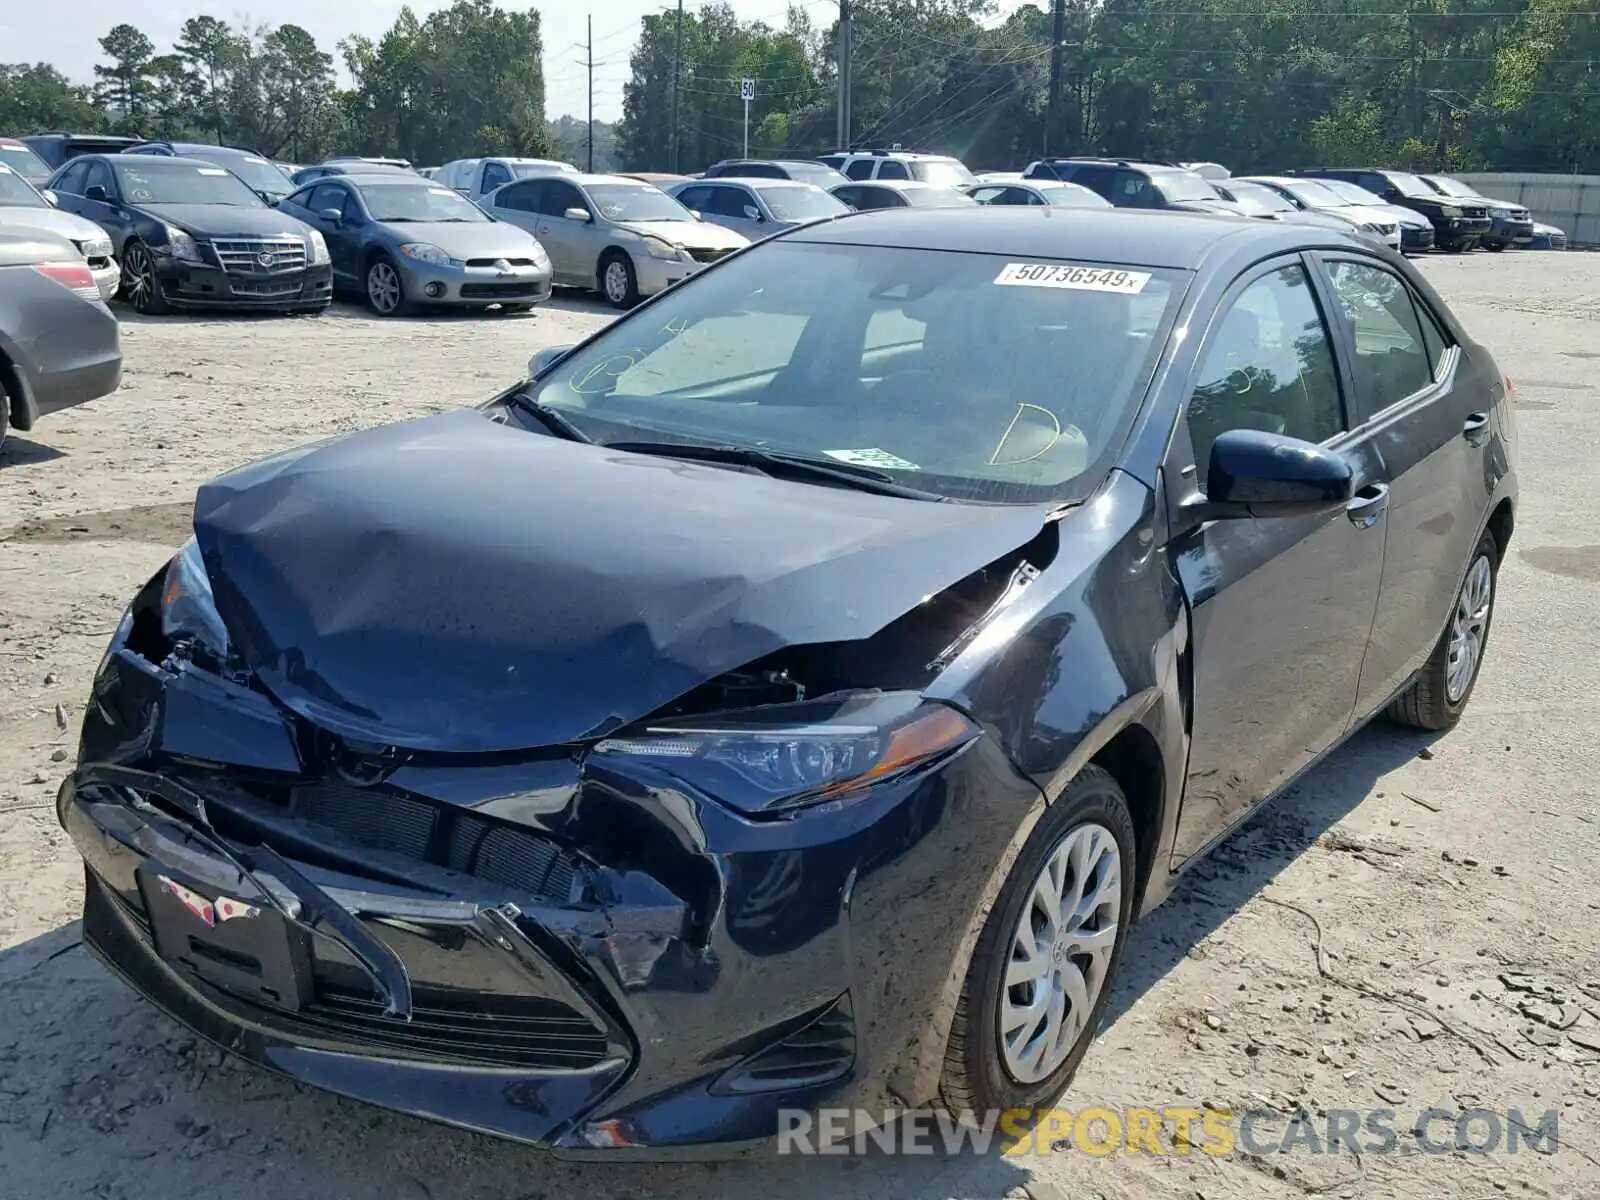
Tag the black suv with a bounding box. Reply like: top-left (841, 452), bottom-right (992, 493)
top-left (20, 133), bottom-right (142, 170)
top-left (1022, 158), bottom-right (1239, 214)
top-left (1418, 174), bottom-right (1533, 251)
top-left (125, 141), bottom-right (296, 203)
top-left (1292, 169), bottom-right (1491, 252)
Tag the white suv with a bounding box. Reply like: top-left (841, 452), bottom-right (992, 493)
top-left (815, 150), bottom-right (977, 188)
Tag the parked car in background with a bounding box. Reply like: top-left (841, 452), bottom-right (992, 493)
top-left (974, 170), bottom-right (1027, 184)
top-left (818, 149), bottom-right (978, 188)
top-left (1309, 178), bottom-right (1435, 253)
top-left (416, 167), bottom-right (440, 180)
top-left (438, 157), bottom-right (579, 202)
top-left (701, 158), bottom-right (849, 189)
top-left (1529, 222), bottom-right (1567, 250)
top-left (668, 177), bottom-right (850, 239)
top-left (618, 172), bottom-right (689, 187)
top-left (327, 155), bottom-right (412, 169)
top-left (0, 164), bottom-right (118, 300)
top-left (1212, 179), bottom-right (1344, 229)
top-left (20, 133), bottom-right (141, 170)
top-left (829, 179), bottom-right (978, 211)
top-left (482, 172), bottom-right (746, 309)
top-left (0, 228), bottom-right (121, 450)
top-left (1292, 169), bottom-right (1491, 252)
top-left (58, 206), bottom-right (1515, 1156)
top-left (1237, 176), bottom-right (1400, 250)
top-left (291, 161), bottom-right (415, 186)
top-left (1417, 175), bottom-right (1533, 251)
top-left (966, 179), bottom-right (1112, 209)
top-left (279, 173), bottom-right (552, 317)
top-left (1181, 161), bottom-right (1231, 180)
top-left (0, 138), bottom-right (54, 185)
top-left (1023, 159), bottom-right (1243, 215)
top-left (47, 154), bottom-right (332, 315)
top-left (124, 141), bottom-right (296, 204)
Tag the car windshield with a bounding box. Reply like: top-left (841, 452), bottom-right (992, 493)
top-left (778, 161), bottom-right (849, 188)
top-left (196, 152), bottom-right (291, 195)
top-left (759, 184), bottom-right (850, 221)
top-left (1043, 186), bottom-right (1108, 209)
top-left (0, 144), bottom-right (51, 183)
top-left (1224, 182), bottom-right (1295, 213)
top-left (1319, 180), bottom-right (1384, 205)
top-left (1381, 170), bottom-right (1434, 198)
top-left (909, 158), bottom-right (978, 187)
top-left (113, 160), bottom-right (264, 206)
top-left (1424, 175), bottom-right (1478, 198)
top-left (525, 241), bottom-right (1185, 504)
top-left (587, 183), bottom-right (694, 222)
top-left (1154, 171), bottom-right (1220, 202)
top-left (359, 182), bottom-right (489, 221)
top-left (906, 186), bottom-right (977, 207)
top-left (0, 165), bottom-right (48, 207)
top-left (1279, 179), bottom-right (1346, 208)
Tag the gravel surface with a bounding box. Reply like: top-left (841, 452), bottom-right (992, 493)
top-left (2, 256), bottom-right (1598, 1199)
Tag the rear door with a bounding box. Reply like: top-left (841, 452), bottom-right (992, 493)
top-left (1168, 256), bottom-right (1390, 864)
top-left (1314, 254), bottom-right (1492, 716)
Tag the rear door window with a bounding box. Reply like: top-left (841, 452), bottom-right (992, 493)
top-left (876, 160), bottom-right (909, 180)
top-left (845, 159), bottom-right (875, 180)
top-left (1322, 259), bottom-right (1436, 411)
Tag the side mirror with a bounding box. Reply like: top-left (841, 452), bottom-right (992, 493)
top-left (528, 344), bottom-right (576, 378)
top-left (743, 205), bottom-right (764, 222)
top-left (318, 208), bottom-right (343, 225)
top-left (564, 206), bottom-right (592, 222)
top-left (1184, 429), bottom-right (1354, 525)
top-left (41, 189), bottom-right (58, 207)
top-left (84, 185), bottom-right (109, 203)
top-left (688, 210), bottom-right (703, 221)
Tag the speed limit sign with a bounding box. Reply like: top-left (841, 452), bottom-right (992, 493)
top-left (740, 78), bottom-right (755, 101)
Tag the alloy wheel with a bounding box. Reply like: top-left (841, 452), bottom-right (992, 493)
top-left (1446, 554), bottom-right (1494, 703)
top-left (368, 261), bottom-right (402, 314)
top-left (998, 821), bottom-right (1122, 1084)
top-left (603, 260), bottom-right (630, 305)
top-left (122, 247), bottom-right (154, 310)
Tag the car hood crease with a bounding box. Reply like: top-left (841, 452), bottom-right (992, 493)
top-left (142, 203), bottom-right (310, 237)
top-left (191, 409), bottom-right (1048, 753)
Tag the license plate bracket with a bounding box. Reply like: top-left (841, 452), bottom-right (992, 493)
top-left (136, 861), bottom-right (313, 1012)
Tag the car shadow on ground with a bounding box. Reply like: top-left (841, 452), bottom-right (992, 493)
top-left (0, 435), bottom-right (67, 468)
top-left (0, 721), bottom-right (1435, 1199)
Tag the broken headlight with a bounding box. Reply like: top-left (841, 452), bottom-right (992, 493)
top-left (592, 691), bottom-right (979, 814)
top-left (159, 539), bottom-right (230, 658)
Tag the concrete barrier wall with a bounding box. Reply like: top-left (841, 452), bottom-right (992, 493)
top-left (1453, 173), bottom-right (1600, 247)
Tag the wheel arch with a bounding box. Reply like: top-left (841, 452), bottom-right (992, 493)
top-left (0, 341), bottom-right (38, 432)
top-left (1486, 496), bottom-right (1514, 561)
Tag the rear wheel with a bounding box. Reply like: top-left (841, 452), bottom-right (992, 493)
top-left (120, 243), bottom-right (170, 314)
top-left (1386, 530), bottom-right (1499, 730)
top-left (0, 371), bottom-right (10, 453)
top-left (939, 765), bottom-right (1135, 1116)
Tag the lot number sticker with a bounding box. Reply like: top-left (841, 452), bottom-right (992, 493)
top-left (994, 262), bottom-right (1150, 294)
top-left (826, 448), bottom-right (921, 470)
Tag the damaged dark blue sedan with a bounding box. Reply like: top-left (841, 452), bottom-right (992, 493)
top-left (61, 207), bottom-right (1516, 1155)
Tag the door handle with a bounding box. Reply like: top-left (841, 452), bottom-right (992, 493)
top-left (1346, 482), bottom-right (1390, 529)
top-left (1462, 411), bottom-right (1490, 446)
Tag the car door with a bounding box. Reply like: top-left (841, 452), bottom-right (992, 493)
top-left (875, 159), bottom-right (909, 181)
top-left (1167, 257), bottom-right (1390, 865)
top-left (699, 184), bottom-right (763, 239)
top-left (295, 183), bottom-right (357, 282)
top-left (47, 160), bottom-right (92, 216)
top-left (77, 159), bottom-right (136, 247)
top-left (1064, 164), bottom-right (1116, 203)
top-left (845, 158), bottom-right (875, 180)
top-left (1314, 254), bottom-right (1491, 716)
top-left (537, 179), bottom-right (595, 283)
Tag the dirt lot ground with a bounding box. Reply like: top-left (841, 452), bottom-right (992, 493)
top-left (2, 258), bottom-right (1598, 1200)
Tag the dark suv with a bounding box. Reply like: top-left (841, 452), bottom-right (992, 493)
top-left (1292, 169), bottom-right (1491, 252)
top-left (125, 141), bottom-right (295, 203)
top-left (1022, 158), bottom-right (1239, 214)
top-left (1418, 174), bottom-right (1533, 252)
top-left (20, 133), bottom-right (142, 170)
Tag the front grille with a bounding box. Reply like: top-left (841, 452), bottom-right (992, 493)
top-left (459, 281), bottom-right (542, 299)
top-left (211, 237), bottom-right (307, 275)
top-left (282, 782), bottom-right (581, 902)
top-left (687, 246), bottom-right (734, 264)
top-left (464, 257), bottom-right (538, 268)
top-left (230, 279), bottom-right (304, 298)
top-left (1460, 205), bottom-right (1487, 219)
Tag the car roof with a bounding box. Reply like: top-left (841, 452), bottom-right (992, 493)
top-left (569, 173), bottom-right (652, 187)
top-left (337, 172), bottom-right (437, 186)
top-left (713, 177), bottom-right (821, 188)
top-left (783, 205), bottom-right (1366, 269)
top-left (108, 154), bottom-right (235, 170)
top-left (842, 178), bottom-right (937, 191)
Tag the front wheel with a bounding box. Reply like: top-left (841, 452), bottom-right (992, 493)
top-left (1386, 530), bottom-right (1499, 730)
top-left (599, 251), bottom-right (639, 310)
top-left (939, 764), bottom-right (1135, 1116)
top-left (1484, 240), bottom-right (1506, 253)
top-left (119, 243), bottom-right (170, 315)
top-left (364, 256), bottom-right (411, 317)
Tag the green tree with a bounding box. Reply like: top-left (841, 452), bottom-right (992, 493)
top-left (174, 16), bottom-right (244, 143)
top-left (0, 63), bottom-right (103, 132)
top-left (92, 23), bottom-right (157, 123)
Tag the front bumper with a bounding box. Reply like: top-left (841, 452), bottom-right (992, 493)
top-left (1400, 224), bottom-right (1435, 252)
top-left (632, 248), bottom-right (736, 297)
top-left (1436, 215), bottom-right (1492, 245)
top-left (61, 639), bottom-right (1043, 1155)
top-left (1486, 215), bottom-right (1535, 246)
top-left (154, 255), bottom-right (333, 310)
top-left (398, 259), bottom-right (553, 306)
top-left (89, 259), bottom-right (120, 302)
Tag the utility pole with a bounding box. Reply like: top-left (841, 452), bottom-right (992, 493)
top-left (586, 15), bottom-right (595, 172)
top-left (672, 0), bottom-right (684, 173)
top-left (836, 0), bottom-right (852, 151)
top-left (1045, 0), bottom-right (1065, 157)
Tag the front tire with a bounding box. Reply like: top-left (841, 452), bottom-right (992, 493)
top-left (939, 765), bottom-right (1135, 1116)
top-left (1386, 530), bottom-right (1499, 731)
top-left (364, 255), bottom-right (411, 317)
top-left (1484, 240), bottom-right (1506, 253)
top-left (119, 243), bottom-right (170, 315)
top-left (599, 250), bottom-right (639, 310)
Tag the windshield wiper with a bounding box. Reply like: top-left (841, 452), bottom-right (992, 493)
top-left (604, 440), bottom-right (946, 501)
top-left (506, 391), bottom-right (593, 443)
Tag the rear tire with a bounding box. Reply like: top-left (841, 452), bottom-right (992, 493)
top-left (0, 372), bottom-right (10, 453)
top-left (1386, 529), bottom-right (1499, 731)
top-left (938, 765), bottom-right (1135, 1117)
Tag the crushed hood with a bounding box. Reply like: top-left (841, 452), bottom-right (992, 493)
top-left (192, 409), bottom-right (1047, 753)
